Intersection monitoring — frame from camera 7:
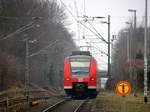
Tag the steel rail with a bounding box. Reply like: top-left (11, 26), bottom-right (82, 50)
top-left (42, 98), bottom-right (70, 112)
top-left (74, 99), bottom-right (88, 112)
top-left (42, 97), bottom-right (88, 112)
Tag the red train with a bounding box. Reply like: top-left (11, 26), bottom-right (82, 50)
top-left (64, 51), bottom-right (97, 98)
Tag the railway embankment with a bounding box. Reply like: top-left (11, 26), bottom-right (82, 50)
top-left (90, 91), bottom-right (150, 112)
top-left (0, 84), bottom-right (65, 112)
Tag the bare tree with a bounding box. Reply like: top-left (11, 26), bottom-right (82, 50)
top-left (0, 0), bottom-right (77, 91)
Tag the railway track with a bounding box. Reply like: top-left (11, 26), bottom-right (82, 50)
top-left (0, 95), bottom-right (66, 108)
top-left (42, 98), bottom-right (88, 112)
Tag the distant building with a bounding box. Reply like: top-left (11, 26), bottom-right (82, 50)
top-left (98, 70), bottom-right (108, 89)
top-left (101, 78), bottom-right (108, 89)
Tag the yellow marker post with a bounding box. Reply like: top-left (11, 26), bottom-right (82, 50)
top-left (116, 81), bottom-right (131, 112)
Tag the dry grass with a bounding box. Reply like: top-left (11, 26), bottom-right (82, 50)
top-left (92, 91), bottom-right (150, 112)
top-left (0, 84), bottom-right (63, 112)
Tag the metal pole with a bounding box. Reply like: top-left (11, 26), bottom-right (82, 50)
top-left (126, 22), bottom-right (132, 83)
top-left (128, 9), bottom-right (137, 93)
top-left (133, 10), bottom-right (136, 63)
top-left (128, 27), bottom-right (132, 84)
top-left (130, 24), bottom-right (133, 90)
top-left (127, 31), bottom-right (129, 62)
top-left (134, 11), bottom-right (136, 34)
top-left (111, 35), bottom-right (115, 77)
top-left (134, 10), bottom-right (137, 96)
top-left (121, 96), bottom-right (126, 112)
top-left (108, 15), bottom-right (111, 77)
top-left (25, 38), bottom-right (29, 104)
top-left (144, 0), bottom-right (148, 104)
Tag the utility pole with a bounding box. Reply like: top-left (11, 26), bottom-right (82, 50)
top-left (144, 0), bottom-right (148, 104)
top-left (97, 15), bottom-right (111, 77)
top-left (111, 35), bottom-right (116, 77)
top-left (108, 15), bottom-right (111, 77)
top-left (79, 15), bottom-right (111, 76)
top-left (125, 30), bottom-right (130, 62)
top-left (24, 38), bottom-right (37, 105)
top-left (133, 10), bottom-right (137, 96)
top-left (0, 16), bottom-right (42, 105)
top-left (25, 38), bottom-right (30, 105)
top-left (128, 9), bottom-right (137, 95)
top-left (126, 22), bottom-right (133, 88)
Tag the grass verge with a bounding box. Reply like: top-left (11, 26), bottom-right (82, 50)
top-left (91, 91), bottom-right (150, 112)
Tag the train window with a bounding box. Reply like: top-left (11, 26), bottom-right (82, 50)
top-left (70, 56), bottom-right (91, 78)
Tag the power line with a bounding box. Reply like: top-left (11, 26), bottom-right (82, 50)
top-left (0, 22), bottom-right (34, 41)
top-left (87, 21), bottom-right (107, 43)
top-left (0, 16), bottom-right (18, 19)
top-left (86, 41), bottom-right (108, 56)
top-left (59, 0), bottom-right (77, 20)
top-left (29, 40), bottom-right (59, 57)
top-left (59, 0), bottom-right (107, 44)
top-left (0, 16), bottom-right (45, 41)
top-left (74, 0), bottom-right (80, 41)
top-left (80, 21), bottom-right (107, 42)
top-left (93, 55), bottom-right (107, 64)
top-left (83, 0), bottom-right (86, 15)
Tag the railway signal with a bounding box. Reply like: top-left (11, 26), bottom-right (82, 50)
top-left (116, 81), bottom-right (131, 96)
top-left (116, 81), bottom-right (131, 112)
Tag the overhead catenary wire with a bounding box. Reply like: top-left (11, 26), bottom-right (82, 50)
top-left (93, 55), bottom-right (108, 64)
top-left (82, 0), bottom-right (86, 40)
top-left (83, 0), bottom-right (86, 16)
top-left (79, 21), bottom-right (107, 43)
top-left (74, 0), bottom-right (80, 41)
top-left (0, 16), bottom-right (48, 41)
top-left (87, 21), bottom-right (107, 43)
top-left (0, 22), bottom-right (34, 41)
top-left (59, 0), bottom-right (107, 44)
top-left (86, 41), bottom-right (108, 56)
top-left (77, 15), bottom-right (108, 43)
top-left (28, 40), bottom-right (59, 57)
top-left (0, 16), bottom-right (18, 19)
top-left (29, 37), bottom-right (76, 58)
top-left (0, 1), bottom-right (46, 40)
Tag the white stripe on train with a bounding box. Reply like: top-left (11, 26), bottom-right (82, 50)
top-left (64, 86), bottom-right (96, 89)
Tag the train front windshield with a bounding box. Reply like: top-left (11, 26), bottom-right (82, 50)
top-left (70, 56), bottom-right (91, 78)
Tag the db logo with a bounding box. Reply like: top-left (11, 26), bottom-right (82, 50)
top-left (78, 78), bottom-right (83, 82)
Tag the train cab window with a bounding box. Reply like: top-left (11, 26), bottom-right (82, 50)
top-left (70, 56), bottom-right (91, 78)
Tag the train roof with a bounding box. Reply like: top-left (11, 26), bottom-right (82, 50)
top-left (71, 51), bottom-right (91, 56)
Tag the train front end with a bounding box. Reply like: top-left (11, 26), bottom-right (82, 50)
top-left (64, 51), bottom-right (97, 98)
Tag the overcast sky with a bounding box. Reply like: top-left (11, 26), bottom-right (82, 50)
top-left (58, 0), bottom-right (150, 70)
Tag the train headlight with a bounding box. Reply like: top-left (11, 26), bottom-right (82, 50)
top-left (66, 78), bottom-right (71, 81)
top-left (90, 77), bottom-right (95, 81)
